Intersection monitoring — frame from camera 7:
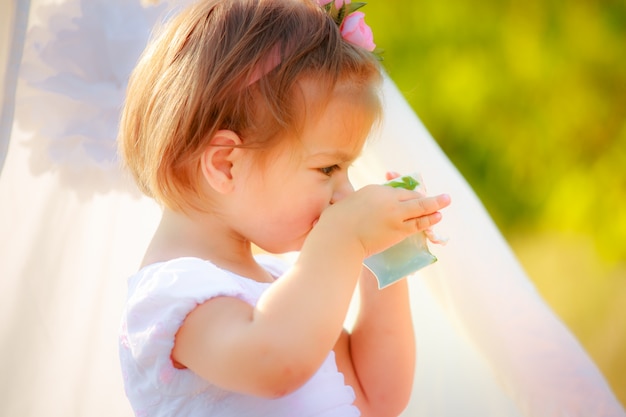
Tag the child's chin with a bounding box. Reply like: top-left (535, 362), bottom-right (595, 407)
top-left (274, 243), bottom-right (304, 255)
top-left (255, 240), bottom-right (303, 255)
top-left (284, 240), bottom-right (307, 254)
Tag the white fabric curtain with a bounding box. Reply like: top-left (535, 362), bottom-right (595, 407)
top-left (0, 1), bottom-right (623, 416)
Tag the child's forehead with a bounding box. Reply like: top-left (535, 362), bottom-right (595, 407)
top-left (287, 79), bottom-right (374, 137)
top-left (251, 77), bottom-right (380, 164)
top-left (297, 104), bottom-right (373, 158)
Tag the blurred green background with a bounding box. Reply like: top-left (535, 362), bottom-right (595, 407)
top-left (365, 0), bottom-right (626, 406)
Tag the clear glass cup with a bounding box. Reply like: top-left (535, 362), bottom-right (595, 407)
top-left (363, 173), bottom-right (437, 289)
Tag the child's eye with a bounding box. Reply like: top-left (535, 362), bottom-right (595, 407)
top-left (319, 165), bottom-right (340, 176)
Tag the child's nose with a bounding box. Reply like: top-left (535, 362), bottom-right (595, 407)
top-left (330, 179), bottom-right (354, 204)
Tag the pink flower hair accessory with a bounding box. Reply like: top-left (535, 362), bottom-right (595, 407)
top-left (316, 0), bottom-right (381, 57)
top-left (340, 11), bottom-right (375, 52)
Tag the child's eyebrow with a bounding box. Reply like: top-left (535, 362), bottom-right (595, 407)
top-left (310, 150), bottom-right (360, 162)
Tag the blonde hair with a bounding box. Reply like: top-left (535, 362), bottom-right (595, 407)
top-left (119, 0), bottom-right (382, 212)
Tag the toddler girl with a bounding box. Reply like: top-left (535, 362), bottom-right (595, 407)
top-left (118, 0), bottom-right (451, 416)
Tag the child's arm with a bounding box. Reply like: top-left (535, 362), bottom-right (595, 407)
top-left (172, 216), bottom-right (367, 398)
top-left (332, 171), bottom-right (422, 416)
top-left (334, 272), bottom-right (416, 417)
top-left (172, 186), bottom-right (449, 399)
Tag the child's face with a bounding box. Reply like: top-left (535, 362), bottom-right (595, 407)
top-left (229, 82), bottom-right (379, 254)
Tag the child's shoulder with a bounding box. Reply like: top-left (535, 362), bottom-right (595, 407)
top-left (134, 255), bottom-right (291, 280)
top-left (126, 255), bottom-right (292, 302)
top-left (127, 257), bottom-right (242, 300)
top-left (133, 256), bottom-right (216, 280)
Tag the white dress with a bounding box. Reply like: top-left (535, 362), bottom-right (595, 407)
top-left (119, 256), bottom-right (359, 417)
top-left (0, 1), bottom-right (624, 416)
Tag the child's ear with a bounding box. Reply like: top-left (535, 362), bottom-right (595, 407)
top-left (200, 130), bottom-right (243, 194)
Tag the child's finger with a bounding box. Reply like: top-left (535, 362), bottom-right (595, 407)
top-left (406, 211), bottom-right (443, 232)
top-left (402, 193), bottom-right (451, 217)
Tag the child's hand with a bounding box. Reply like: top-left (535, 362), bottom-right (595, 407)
top-left (317, 183), bottom-right (451, 258)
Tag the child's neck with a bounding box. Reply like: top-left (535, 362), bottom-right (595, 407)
top-left (141, 209), bottom-right (274, 283)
